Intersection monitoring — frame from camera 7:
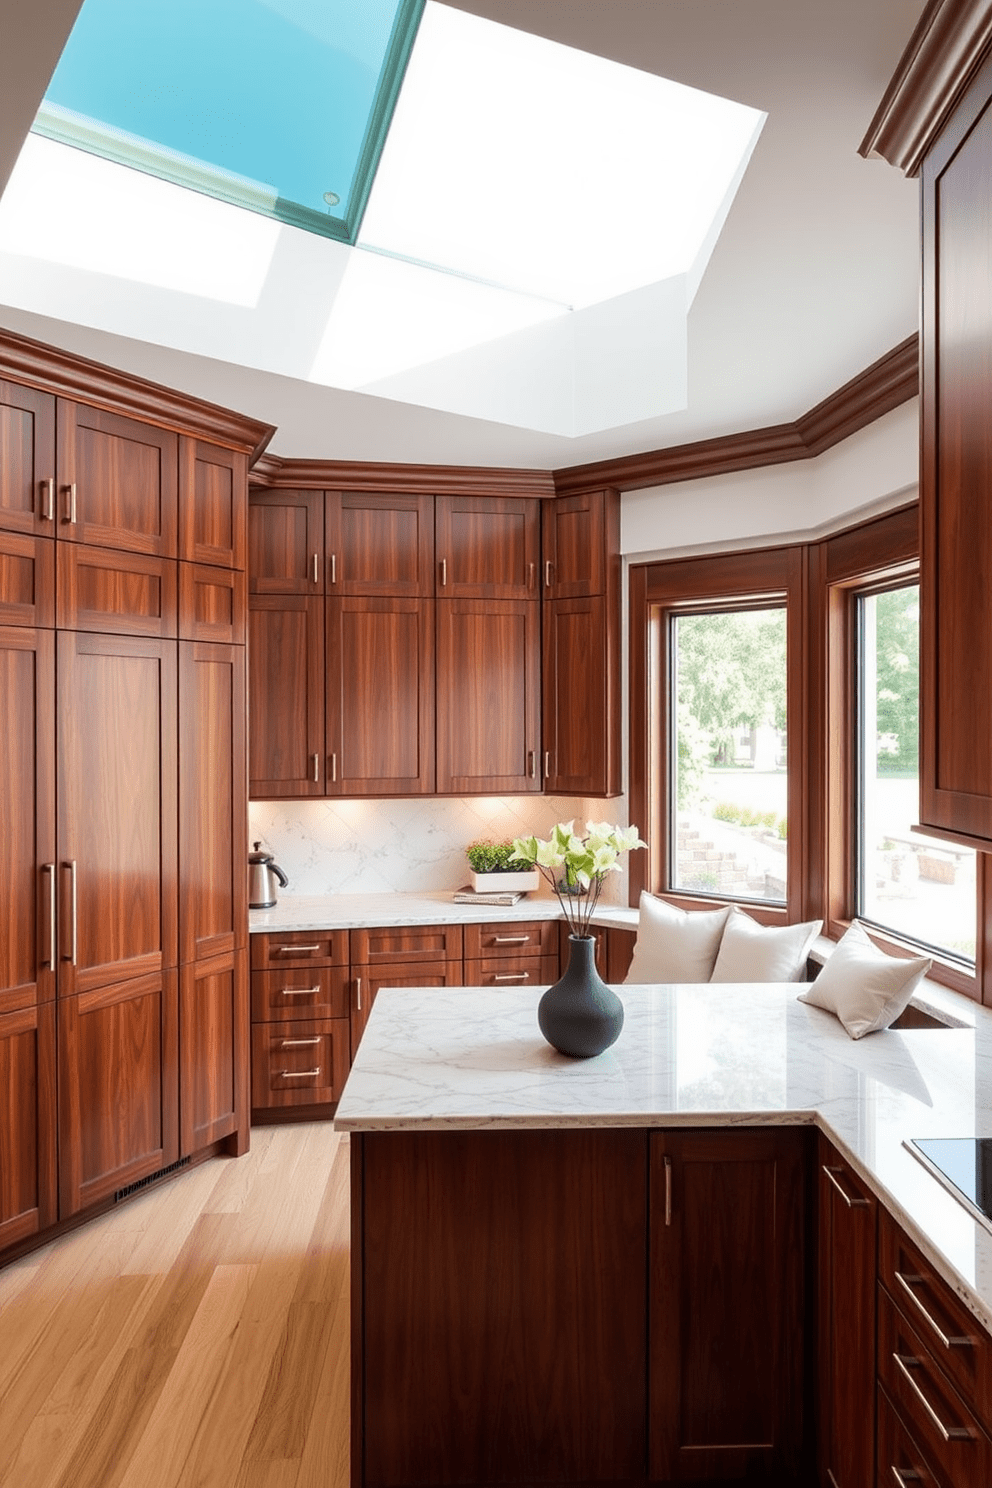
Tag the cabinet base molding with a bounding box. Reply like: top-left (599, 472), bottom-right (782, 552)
top-left (250, 1101), bottom-right (337, 1125)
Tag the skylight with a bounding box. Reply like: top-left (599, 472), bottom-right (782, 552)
top-left (35, 0), bottom-right (425, 242)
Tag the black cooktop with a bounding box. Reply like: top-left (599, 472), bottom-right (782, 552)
top-left (907, 1138), bottom-right (992, 1232)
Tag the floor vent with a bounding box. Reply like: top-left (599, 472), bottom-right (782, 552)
top-left (115, 1155), bottom-right (191, 1203)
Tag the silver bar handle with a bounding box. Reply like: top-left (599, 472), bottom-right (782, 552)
top-left (891, 1353), bottom-right (975, 1441)
top-left (330, 753), bottom-right (337, 783)
top-left (277, 1068), bottom-right (321, 1079)
top-left (440, 558), bottom-right (447, 586)
top-left (311, 552), bottom-right (319, 584)
top-left (545, 559), bottom-right (553, 589)
top-left (528, 561), bottom-right (535, 589)
top-left (276, 943), bottom-right (320, 953)
top-left (827, 1471), bottom-right (840, 1488)
top-left (42, 863), bottom-right (56, 969)
top-left (279, 986), bottom-right (321, 997)
top-left (891, 1469), bottom-right (922, 1487)
top-left (822, 1164), bottom-right (870, 1209)
top-left (664, 1156), bottom-right (672, 1226)
top-left (494, 935), bottom-right (530, 944)
top-left (494, 972), bottom-right (529, 981)
top-left (41, 478), bottom-right (54, 521)
top-left (528, 750), bottom-right (536, 778)
top-left (893, 1270), bottom-right (974, 1349)
top-left (545, 750), bottom-right (551, 779)
top-left (63, 483), bottom-right (77, 524)
top-left (63, 860), bottom-right (77, 964)
top-left (279, 1037), bottom-right (321, 1048)
top-left (312, 753), bottom-right (320, 783)
top-left (330, 552), bottom-right (337, 585)
top-left (355, 975), bottom-right (362, 1011)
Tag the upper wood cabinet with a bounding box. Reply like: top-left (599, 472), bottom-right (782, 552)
top-left (436, 598), bottom-right (541, 794)
top-left (179, 437), bottom-right (247, 570)
top-left (543, 595), bottom-right (621, 797)
top-left (326, 597), bottom-right (435, 795)
top-left (248, 594), bottom-right (324, 797)
top-left (0, 531), bottom-right (55, 629)
top-left (248, 489), bottom-right (324, 595)
top-left (919, 46), bottom-right (992, 844)
top-left (326, 491), bottom-right (435, 597)
top-left (56, 402), bottom-right (179, 557)
top-left (435, 495), bottom-right (540, 599)
top-left (0, 379), bottom-right (55, 536)
top-left (56, 544), bottom-right (178, 639)
top-left (542, 489), bottom-right (618, 599)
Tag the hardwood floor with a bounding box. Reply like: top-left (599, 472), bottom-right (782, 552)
top-left (0, 1124), bottom-right (350, 1488)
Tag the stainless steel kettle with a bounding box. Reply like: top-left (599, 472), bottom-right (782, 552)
top-left (248, 841), bottom-right (289, 908)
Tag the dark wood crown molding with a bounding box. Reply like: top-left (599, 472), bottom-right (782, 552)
top-left (0, 326), bottom-right (276, 463)
top-left (552, 335), bottom-right (919, 498)
top-left (249, 455), bottom-right (556, 498)
top-left (858, 0), bottom-right (992, 176)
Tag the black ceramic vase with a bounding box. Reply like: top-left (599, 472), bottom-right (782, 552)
top-left (538, 934), bottom-right (624, 1058)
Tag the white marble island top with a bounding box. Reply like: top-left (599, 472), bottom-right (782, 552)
top-left (335, 981), bottom-right (992, 1333)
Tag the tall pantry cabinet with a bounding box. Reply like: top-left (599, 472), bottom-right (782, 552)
top-left (0, 330), bottom-right (272, 1255)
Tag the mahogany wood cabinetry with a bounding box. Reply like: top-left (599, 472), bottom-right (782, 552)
top-left (816, 1134), bottom-right (877, 1488)
top-left (352, 1124), bottom-right (808, 1488)
top-left (250, 930), bottom-right (352, 1119)
top-left (0, 333), bottom-right (268, 1260)
top-left (919, 47), bottom-right (992, 844)
top-left (463, 919), bottom-right (558, 988)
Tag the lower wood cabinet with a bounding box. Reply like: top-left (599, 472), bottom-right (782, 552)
top-left (649, 1126), bottom-right (807, 1483)
top-left (251, 1017), bottom-right (350, 1109)
top-left (180, 950), bottom-right (248, 1155)
top-left (0, 1002), bottom-right (56, 1250)
top-left (817, 1134), bottom-right (877, 1488)
top-left (57, 971), bottom-right (179, 1217)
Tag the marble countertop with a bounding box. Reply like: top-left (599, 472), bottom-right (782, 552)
top-left (249, 890), bottom-right (639, 933)
top-left (334, 979), bottom-right (992, 1333)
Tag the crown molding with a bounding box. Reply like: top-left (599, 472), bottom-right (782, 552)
top-left (249, 455), bottom-right (556, 498)
top-left (552, 335), bottom-right (919, 498)
top-left (0, 326), bottom-right (276, 463)
top-left (858, 0), bottom-right (992, 176)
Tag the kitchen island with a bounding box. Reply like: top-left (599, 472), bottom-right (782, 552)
top-left (336, 981), bottom-right (992, 1488)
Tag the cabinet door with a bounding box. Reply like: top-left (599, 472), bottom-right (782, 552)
top-left (56, 401), bottom-right (178, 557)
top-left (180, 949), bottom-right (247, 1154)
top-left (56, 544), bottom-right (178, 638)
top-left (0, 378), bottom-right (55, 536)
top-left (248, 595), bottom-right (324, 797)
top-left (57, 631), bottom-right (178, 996)
top-left (179, 561), bottom-right (246, 644)
top-left (436, 599), bottom-right (541, 793)
top-left (179, 437), bottom-right (246, 570)
top-left (248, 489), bottom-right (324, 594)
top-left (58, 971), bottom-right (179, 1216)
top-left (0, 1002), bottom-right (56, 1252)
top-left (542, 489), bottom-right (617, 599)
top-left (179, 642), bottom-right (247, 964)
top-left (920, 53), bottom-right (992, 841)
top-left (0, 626), bottom-right (56, 1015)
top-left (543, 595), bottom-right (621, 796)
top-left (817, 1137), bottom-right (877, 1488)
top-left (435, 495), bottom-right (540, 598)
top-left (0, 531), bottom-right (55, 628)
top-left (649, 1127), bottom-right (807, 1483)
top-left (326, 597), bottom-right (434, 795)
top-left (326, 491), bottom-right (434, 596)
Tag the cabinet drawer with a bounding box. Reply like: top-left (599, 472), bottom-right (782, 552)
top-left (251, 930), bottom-right (348, 970)
top-left (878, 1283), bottom-right (992, 1487)
top-left (879, 1207), bottom-right (991, 1421)
top-left (463, 920), bottom-right (558, 958)
top-left (251, 966), bottom-right (350, 1022)
top-left (0, 531), bottom-right (54, 627)
top-left (351, 924), bottom-right (463, 966)
top-left (467, 954), bottom-right (558, 986)
top-left (251, 1018), bottom-right (349, 1109)
top-left (878, 1381), bottom-right (944, 1488)
top-left (57, 544), bottom-right (178, 637)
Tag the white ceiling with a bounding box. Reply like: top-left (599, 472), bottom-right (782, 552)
top-left (0, 0), bottom-right (925, 469)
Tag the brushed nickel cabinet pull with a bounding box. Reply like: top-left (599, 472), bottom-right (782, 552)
top-left (279, 1036), bottom-right (321, 1048)
top-left (494, 935), bottom-right (530, 944)
top-left (63, 860), bottom-right (77, 964)
top-left (822, 1164), bottom-right (870, 1209)
top-left (827, 1471), bottom-right (840, 1488)
top-left (440, 558), bottom-right (447, 586)
top-left (891, 1353), bottom-right (975, 1441)
top-left (893, 1270), bottom-right (974, 1348)
top-left (276, 943), bottom-right (319, 953)
top-left (545, 559), bottom-right (553, 588)
top-left (528, 561), bottom-right (535, 588)
top-left (311, 552), bottom-right (319, 584)
top-left (42, 863), bottom-right (56, 969)
top-left (279, 985), bottom-right (321, 996)
top-left (277, 1068), bottom-right (321, 1079)
top-left (494, 971), bottom-right (529, 981)
top-left (355, 975), bottom-right (362, 1011)
top-left (312, 753), bottom-right (320, 782)
top-left (544, 750), bottom-right (551, 779)
top-left (664, 1156), bottom-right (672, 1226)
top-left (331, 753), bottom-right (337, 783)
top-left (63, 483), bottom-right (77, 524)
top-left (890, 1468), bottom-right (921, 1487)
top-left (528, 750), bottom-right (536, 778)
top-left (41, 478), bottom-right (54, 521)
top-left (330, 552), bottom-right (337, 585)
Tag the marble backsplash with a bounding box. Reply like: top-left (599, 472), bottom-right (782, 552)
top-left (248, 795), bottom-right (631, 904)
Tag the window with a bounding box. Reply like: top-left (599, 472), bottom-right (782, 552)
top-left (856, 582), bottom-right (976, 964)
top-left (671, 607), bottom-right (788, 904)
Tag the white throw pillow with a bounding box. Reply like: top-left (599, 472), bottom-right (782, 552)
top-left (624, 892), bottom-right (731, 983)
top-left (797, 921), bottom-right (931, 1038)
top-left (710, 907), bottom-right (822, 983)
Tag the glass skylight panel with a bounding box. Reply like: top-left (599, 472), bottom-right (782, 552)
top-left (35, 0), bottom-right (424, 241)
top-left (359, 3), bottom-right (765, 308)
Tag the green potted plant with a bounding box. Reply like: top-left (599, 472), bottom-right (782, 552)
top-left (466, 839), bottom-right (540, 894)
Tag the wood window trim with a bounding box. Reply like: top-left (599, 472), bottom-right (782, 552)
top-left (628, 543), bottom-right (806, 925)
